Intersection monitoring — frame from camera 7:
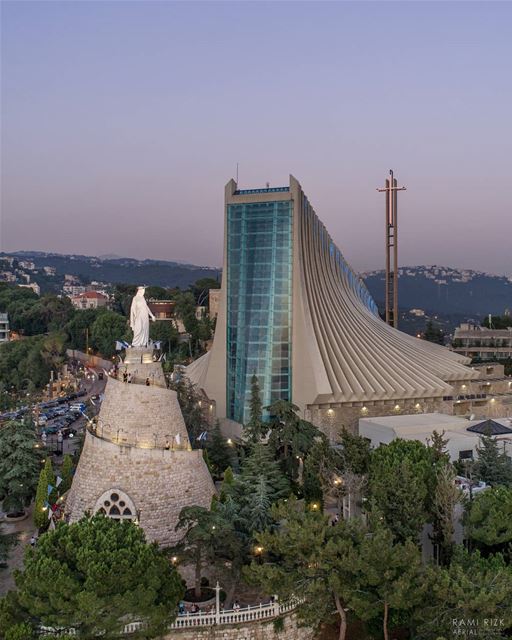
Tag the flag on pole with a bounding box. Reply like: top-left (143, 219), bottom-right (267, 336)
top-left (56, 476), bottom-right (62, 487)
top-left (174, 433), bottom-right (181, 446)
top-left (47, 485), bottom-right (54, 496)
top-left (196, 431), bottom-right (208, 442)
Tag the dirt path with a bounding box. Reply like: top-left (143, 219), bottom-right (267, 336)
top-left (0, 503), bottom-right (36, 596)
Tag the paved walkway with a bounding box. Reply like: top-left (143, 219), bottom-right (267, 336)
top-left (0, 504), bottom-right (36, 596)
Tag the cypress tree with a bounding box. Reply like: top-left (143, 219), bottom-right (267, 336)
top-left (60, 454), bottom-right (74, 493)
top-left (34, 458), bottom-right (56, 529)
top-left (244, 374), bottom-right (264, 443)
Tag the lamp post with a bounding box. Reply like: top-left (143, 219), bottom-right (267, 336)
top-left (215, 582), bottom-right (221, 624)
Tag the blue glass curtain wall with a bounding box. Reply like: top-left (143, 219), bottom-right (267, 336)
top-left (226, 201), bottom-right (293, 424)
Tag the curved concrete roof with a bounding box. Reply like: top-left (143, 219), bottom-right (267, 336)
top-left (297, 196), bottom-right (478, 403)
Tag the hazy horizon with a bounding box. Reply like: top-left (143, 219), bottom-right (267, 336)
top-left (2, 1), bottom-right (511, 275)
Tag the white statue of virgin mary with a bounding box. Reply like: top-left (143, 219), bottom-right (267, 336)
top-left (130, 287), bottom-right (155, 348)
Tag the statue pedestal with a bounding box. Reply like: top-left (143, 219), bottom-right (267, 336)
top-left (124, 347), bottom-right (154, 365)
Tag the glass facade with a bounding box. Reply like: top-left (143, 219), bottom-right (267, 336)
top-left (226, 200), bottom-right (293, 424)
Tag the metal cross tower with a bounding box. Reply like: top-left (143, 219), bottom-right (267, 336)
top-left (377, 170), bottom-right (406, 329)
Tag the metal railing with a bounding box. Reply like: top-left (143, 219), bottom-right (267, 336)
top-left (39, 598), bottom-right (301, 636)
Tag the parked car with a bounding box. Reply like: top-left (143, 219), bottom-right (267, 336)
top-left (42, 424), bottom-right (60, 435)
top-left (70, 403), bottom-right (86, 414)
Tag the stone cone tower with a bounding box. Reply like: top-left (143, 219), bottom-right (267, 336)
top-left (65, 347), bottom-right (215, 546)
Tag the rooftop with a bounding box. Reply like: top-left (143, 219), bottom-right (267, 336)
top-left (234, 186), bottom-right (289, 195)
top-left (360, 413), bottom-right (512, 440)
top-left (73, 291), bottom-right (108, 299)
top-left (467, 419), bottom-right (512, 436)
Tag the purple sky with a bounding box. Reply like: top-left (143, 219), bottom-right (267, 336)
top-left (1, 1), bottom-right (511, 275)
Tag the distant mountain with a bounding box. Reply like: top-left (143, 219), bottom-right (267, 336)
top-left (3, 253), bottom-right (510, 320)
top-left (1, 251), bottom-right (221, 290)
top-left (362, 266), bottom-right (512, 317)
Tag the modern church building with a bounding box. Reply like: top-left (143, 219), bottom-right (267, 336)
top-left (187, 176), bottom-right (492, 438)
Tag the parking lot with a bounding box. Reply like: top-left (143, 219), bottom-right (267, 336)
top-left (0, 367), bottom-right (107, 459)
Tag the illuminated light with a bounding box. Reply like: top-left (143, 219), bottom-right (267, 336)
top-left (361, 406), bottom-right (368, 414)
top-left (394, 404), bottom-right (400, 411)
top-left (212, 525), bottom-right (216, 530)
top-left (254, 546), bottom-right (264, 554)
top-left (311, 503), bottom-right (319, 510)
top-left (333, 478), bottom-right (341, 485)
top-left (415, 403), bottom-right (421, 409)
top-left (227, 438), bottom-right (233, 445)
top-left (327, 408), bottom-right (334, 416)
top-left (171, 556), bottom-right (178, 564)
top-left (490, 398), bottom-right (496, 403)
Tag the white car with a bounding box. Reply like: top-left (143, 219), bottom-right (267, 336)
top-left (455, 475), bottom-right (489, 496)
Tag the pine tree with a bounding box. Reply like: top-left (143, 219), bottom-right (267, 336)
top-left (60, 455), bottom-right (74, 494)
top-left (465, 486), bottom-right (512, 555)
top-left (0, 420), bottom-right (40, 514)
top-left (368, 439), bottom-right (433, 542)
top-left (5, 515), bottom-right (184, 638)
top-left (417, 548), bottom-right (512, 638)
top-left (244, 374), bottom-right (264, 443)
top-left (34, 458), bottom-right (56, 529)
top-left (475, 434), bottom-right (512, 487)
top-left (241, 443), bottom-right (290, 501)
top-left (205, 420), bottom-right (232, 477)
top-left (247, 476), bottom-right (273, 532)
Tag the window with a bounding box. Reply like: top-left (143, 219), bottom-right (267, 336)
top-left (459, 450), bottom-right (474, 460)
top-left (93, 489), bottom-right (137, 521)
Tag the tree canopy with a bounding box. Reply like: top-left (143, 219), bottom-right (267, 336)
top-left (465, 486), bottom-right (512, 556)
top-left (475, 434), bottom-right (512, 487)
top-left (1, 515), bottom-right (183, 638)
top-left (368, 439), bottom-right (435, 542)
top-left (0, 420), bottom-right (40, 513)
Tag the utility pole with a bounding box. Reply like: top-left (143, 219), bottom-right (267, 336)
top-left (377, 170), bottom-right (406, 328)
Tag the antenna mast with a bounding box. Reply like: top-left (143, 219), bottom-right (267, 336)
top-left (377, 170), bottom-right (406, 329)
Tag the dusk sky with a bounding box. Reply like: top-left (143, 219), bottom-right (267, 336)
top-left (1, 1), bottom-right (511, 275)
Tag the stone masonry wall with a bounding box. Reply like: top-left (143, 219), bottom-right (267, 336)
top-left (98, 376), bottom-right (190, 449)
top-left (308, 396), bottom-right (448, 440)
top-left (66, 432), bottom-right (215, 546)
top-left (161, 614), bottom-right (315, 640)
